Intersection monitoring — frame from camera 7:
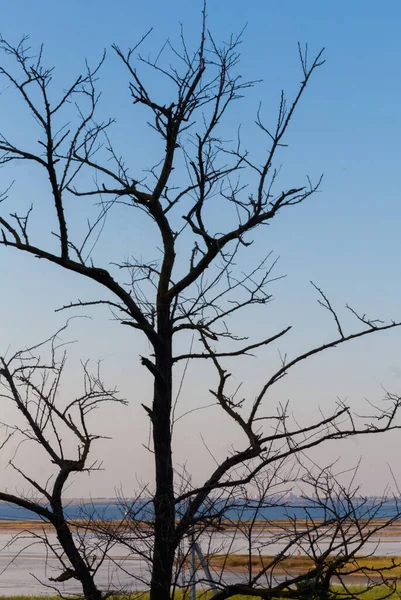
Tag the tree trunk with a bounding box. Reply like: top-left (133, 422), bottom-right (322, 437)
top-left (149, 323), bottom-right (175, 600)
top-left (53, 517), bottom-right (102, 600)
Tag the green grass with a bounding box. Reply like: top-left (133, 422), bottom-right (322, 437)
top-left (2, 585), bottom-right (401, 600)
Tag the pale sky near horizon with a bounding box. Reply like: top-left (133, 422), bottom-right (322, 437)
top-left (0, 0), bottom-right (401, 499)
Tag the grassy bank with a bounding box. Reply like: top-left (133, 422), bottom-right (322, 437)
top-left (201, 554), bottom-right (401, 577)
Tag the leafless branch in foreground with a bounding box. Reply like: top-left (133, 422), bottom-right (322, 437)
top-left (0, 326), bottom-right (125, 599)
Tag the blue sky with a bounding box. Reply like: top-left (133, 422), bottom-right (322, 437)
top-left (0, 1), bottom-right (401, 496)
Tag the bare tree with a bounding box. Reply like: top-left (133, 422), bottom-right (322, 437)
top-left (188, 466), bottom-right (401, 600)
top-left (0, 326), bottom-right (125, 599)
top-left (0, 6), bottom-right (400, 599)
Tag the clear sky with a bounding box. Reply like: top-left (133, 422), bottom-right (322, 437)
top-left (0, 0), bottom-right (401, 498)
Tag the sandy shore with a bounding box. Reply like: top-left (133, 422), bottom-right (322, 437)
top-left (1, 517), bottom-right (401, 540)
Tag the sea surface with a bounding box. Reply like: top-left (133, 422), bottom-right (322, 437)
top-left (0, 497), bottom-right (399, 522)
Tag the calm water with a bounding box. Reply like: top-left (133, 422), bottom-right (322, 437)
top-left (0, 498), bottom-right (399, 522)
top-left (1, 500), bottom-right (400, 595)
top-left (0, 529), bottom-right (400, 595)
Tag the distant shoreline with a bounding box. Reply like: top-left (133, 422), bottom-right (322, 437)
top-left (1, 517), bottom-right (401, 536)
